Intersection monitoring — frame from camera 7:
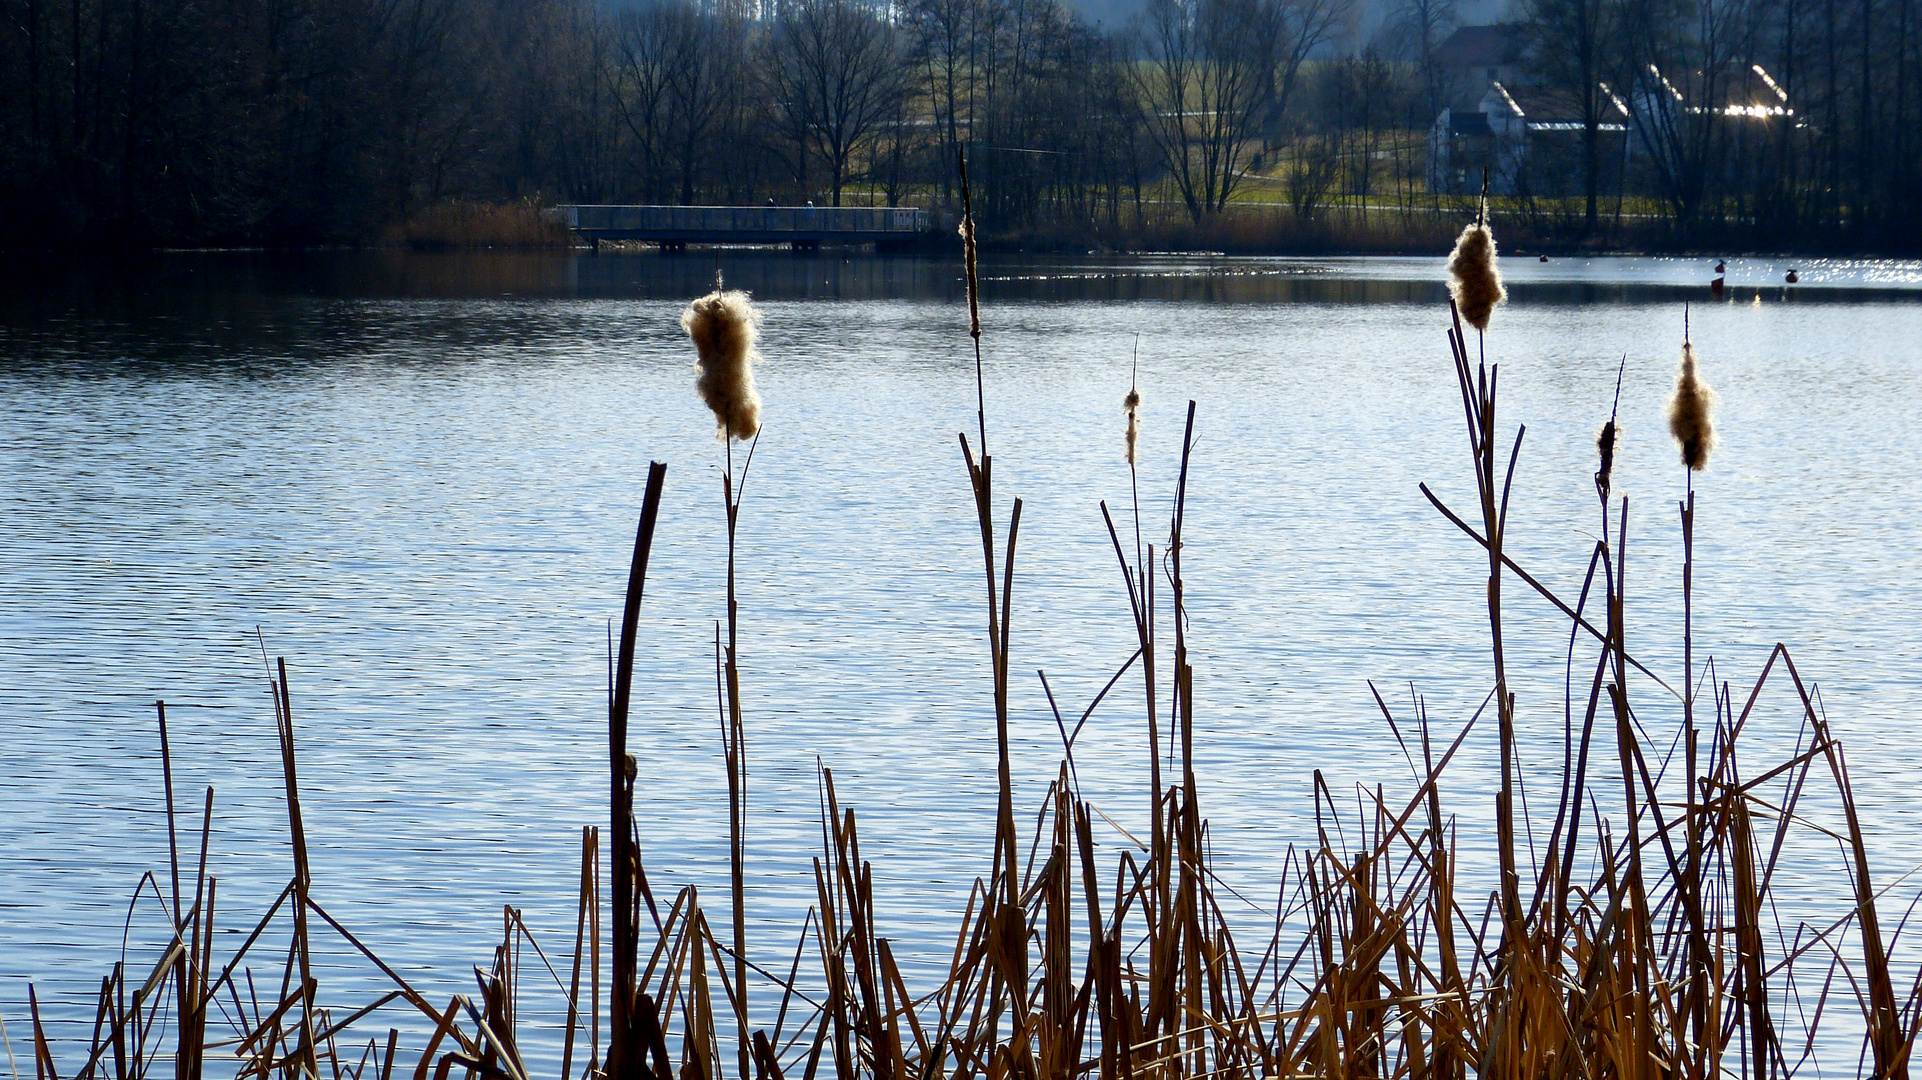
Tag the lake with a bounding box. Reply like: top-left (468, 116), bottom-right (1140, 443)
top-left (3, 248), bottom-right (1920, 1074)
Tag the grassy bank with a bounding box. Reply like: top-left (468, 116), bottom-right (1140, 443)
top-left (1101, 205), bottom-right (1467, 255)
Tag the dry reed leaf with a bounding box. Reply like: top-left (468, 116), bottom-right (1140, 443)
top-left (681, 289), bottom-right (763, 440)
top-left (1123, 388), bottom-right (1141, 466)
top-left (1447, 223), bottom-right (1507, 331)
top-left (1666, 341), bottom-right (1717, 471)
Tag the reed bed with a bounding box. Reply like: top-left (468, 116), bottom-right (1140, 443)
top-left (19, 206), bottom-right (1921, 1080)
top-left (387, 201), bottom-right (579, 250)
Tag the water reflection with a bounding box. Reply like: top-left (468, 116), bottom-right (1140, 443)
top-left (2, 250), bottom-right (1919, 1075)
top-left (3, 250), bottom-right (1919, 327)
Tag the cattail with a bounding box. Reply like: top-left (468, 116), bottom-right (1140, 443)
top-left (1667, 339), bottom-right (1716, 471)
top-left (1123, 388), bottom-right (1141, 466)
top-left (1595, 419), bottom-right (1618, 501)
top-left (1447, 222), bottom-right (1507, 331)
top-left (958, 216), bottom-right (980, 339)
top-left (681, 289), bottom-right (763, 441)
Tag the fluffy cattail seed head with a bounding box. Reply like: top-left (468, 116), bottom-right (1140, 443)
top-left (1123, 388), bottom-right (1141, 466)
top-left (1667, 341), bottom-right (1717, 471)
top-left (681, 289), bottom-right (763, 441)
top-left (1595, 420), bottom-right (1618, 502)
top-left (1448, 223), bottom-right (1507, 331)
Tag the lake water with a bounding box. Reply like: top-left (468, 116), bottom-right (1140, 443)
top-left (3, 249), bottom-right (1921, 1076)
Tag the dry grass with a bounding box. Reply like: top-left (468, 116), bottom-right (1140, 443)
top-left (25, 225), bottom-right (1922, 1080)
top-left (388, 200), bottom-right (579, 250)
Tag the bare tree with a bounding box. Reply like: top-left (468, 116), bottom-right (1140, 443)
top-left (1382, 0), bottom-right (1459, 117)
top-left (1615, 0), bottom-right (1755, 232)
top-left (1327, 50), bottom-right (1408, 199)
top-left (664, 6), bottom-right (746, 204)
top-left (1271, 0), bottom-right (1355, 164)
top-left (905, 0), bottom-right (995, 205)
top-left (608, 2), bottom-right (750, 204)
top-left (609, 3), bottom-right (679, 201)
top-left (1137, 0), bottom-right (1272, 220)
top-left (1136, 0), bottom-right (1347, 222)
top-left (1288, 129), bottom-right (1341, 218)
top-left (1526, 0), bottom-right (1618, 233)
top-left (769, 0), bottom-right (909, 205)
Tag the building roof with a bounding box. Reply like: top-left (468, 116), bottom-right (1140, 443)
top-left (1639, 63), bottom-right (1795, 115)
top-left (1434, 24), bottom-right (1526, 69)
top-left (1476, 82), bottom-right (1632, 131)
top-left (1491, 83), bottom-right (1589, 122)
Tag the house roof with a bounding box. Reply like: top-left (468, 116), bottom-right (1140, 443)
top-left (1489, 83), bottom-right (1591, 122)
top-left (1640, 62), bottom-right (1795, 114)
top-left (1434, 24), bottom-right (1526, 69)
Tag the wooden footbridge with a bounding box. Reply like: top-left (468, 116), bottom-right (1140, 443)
top-left (550, 204), bottom-right (930, 249)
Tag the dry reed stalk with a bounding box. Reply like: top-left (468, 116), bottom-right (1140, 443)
top-left (1437, 298), bottom-right (1527, 957)
top-left (686, 281), bottom-right (764, 1080)
top-left (1668, 328), bottom-right (1714, 1075)
top-left (674, 274), bottom-right (768, 1080)
top-left (717, 472), bottom-right (753, 1080)
top-left (609, 461), bottom-right (670, 1080)
top-left (269, 657), bottom-right (322, 1080)
top-left (953, 153), bottom-right (1025, 1033)
top-left (564, 827), bottom-right (596, 1080)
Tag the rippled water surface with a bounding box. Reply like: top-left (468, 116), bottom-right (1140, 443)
top-left (4, 250), bottom-right (1921, 1072)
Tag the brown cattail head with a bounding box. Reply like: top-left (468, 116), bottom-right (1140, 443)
top-left (1667, 340), bottom-right (1717, 471)
top-left (1448, 222), bottom-right (1507, 331)
top-left (958, 217), bottom-right (980, 339)
top-left (1595, 420), bottom-right (1618, 501)
top-left (681, 289), bottom-right (763, 441)
top-left (1123, 388), bottom-right (1141, 466)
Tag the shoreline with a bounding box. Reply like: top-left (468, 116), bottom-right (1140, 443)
top-left (6, 237), bottom-right (1919, 261)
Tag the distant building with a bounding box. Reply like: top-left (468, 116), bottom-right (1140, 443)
top-left (1429, 81), bottom-right (1629, 195)
top-left (1427, 60), bottom-right (1795, 196)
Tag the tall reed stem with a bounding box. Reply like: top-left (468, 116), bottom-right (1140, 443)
top-left (610, 462), bottom-right (669, 1080)
top-left (956, 148), bottom-right (1027, 1067)
top-left (1443, 300), bottom-right (1523, 937)
top-left (720, 435), bottom-right (755, 1080)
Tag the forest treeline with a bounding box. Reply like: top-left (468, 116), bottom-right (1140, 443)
top-left (0, 0), bottom-right (1917, 251)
